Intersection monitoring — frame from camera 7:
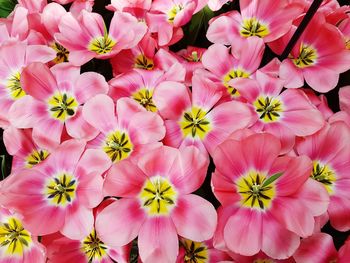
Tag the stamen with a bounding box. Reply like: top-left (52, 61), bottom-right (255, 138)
top-left (181, 239), bottom-right (208, 263)
top-left (89, 34), bottom-right (116, 55)
top-left (240, 18), bottom-right (270, 38)
top-left (254, 96), bottom-right (283, 122)
top-left (311, 162), bottom-right (336, 194)
top-left (6, 72), bottom-right (25, 100)
top-left (48, 92), bottom-right (78, 121)
top-left (223, 69), bottom-right (250, 97)
top-left (237, 171), bottom-right (276, 210)
top-left (52, 42), bottom-right (69, 63)
top-left (45, 173), bottom-right (77, 206)
top-left (168, 5), bottom-right (184, 23)
top-left (81, 230), bottom-right (107, 261)
top-left (132, 88), bottom-right (157, 112)
top-left (134, 54), bottom-right (154, 70)
top-left (0, 217), bottom-right (32, 255)
top-left (140, 176), bottom-right (177, 216)
top-left (25, 149), bottom-right (49, 168)
top-left (293, 44), bottom-right (317, 68)
top-left (103, 131), bottom-right (133, 162)
top-left (180, 107), bottom-right (211, 139)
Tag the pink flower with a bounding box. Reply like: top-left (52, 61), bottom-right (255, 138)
top-left (206, 0), bottom-right (301, 45)
top-left (0, 206), bottom-right (46, 263)
top-left (295, 121), bottom-right (350, 231)
top-left (44, 199), bottom-right (130, 263)
top-left (201, 38), bottom-right (264, 101)
top-left (95, 146), bottom-right (216, 263)
top-left (212, 133), bottom-right (329, 259)
top-left (55, 10), bottom-right (147, 65)
top-left (176, 238), bottom-right (231, 263)
top-left (153, 72), bottom-right (255, 155)
top-left (0, 42), bottom-right (56, 127)
top-left (9, 62), bottom-right (108, 149)
top-left (0, 139), bottom-right (110, 239)
top-left (236, 71), bottom-right (325, 153)
top-left (280, 14), bottom-right (350, 92)
top-left (82, 94), bottom-right (165, 164)
top-left (3, 127), bottom-right (51, 171)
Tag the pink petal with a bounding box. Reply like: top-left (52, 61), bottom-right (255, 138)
top-left (61, 204), bottom-right (94, 240)
top-left (171, 194), bottom-right (217, 241)
top-left (224, 208), bottom-right (262, 256)
top-left (339, 86), bottom-right (350, 113)
top-left (206, 14), bottom-right (240, 45)
top-left (128, 111), bottom-right (165, 145)
top-left (103, 160), bottom-right (147, 197)
top-left (76, 171), bottom-right (104, 209)
top-left (279, 59), bottom-right (304, 89)
top-left (96, 198), bottom-right (146, 247)
top-left (82, 94), bottom-right (117, 134)
top-left (25, 45), bottom-right (56, 65)
top-left (153, 81), bottom-right (191, 120)
top-left (202, 44), bottom-right (234, 77)
top-left (261, 212), bottom-right (300, 259)
top-left (65, 109), bottom-right (99, 140)
top-left (32, 118), bottom-right (64, 150)
top-left (328, 196), bottom-right (350, 231)
top-left (21, 62), bottom-right (57, 100)
top-left (238, 37), bottom-right (265, 73)
top-left (272, 155), bottom-right (312, 196)
top-left (304, 66), bottom-right (339, 93)
top-left (211, 170), bottom-right (240, 206)
top-left (75, 148), bottom-right (111, 178)
top-left (42, 2), bottom-right (67, 36)
top-left (74, 72), bottom-right (109, 104)
top-left (163, 120), bottom-right (183, 148)
top-left (168, 146), bottom-right (209, 194)
top-left (116, 97), bottom-right (145, 129)
top-left (270, 197), bottom-right (314, 238)
top-left (138, 217), bottom-right (178, 263)
top-left (293, 233), bottom-right (337, 263)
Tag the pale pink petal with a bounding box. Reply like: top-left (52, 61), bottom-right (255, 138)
top-left (224, 208), bottom-right (262, 256)
top-left (116, 97), bottom-right (145, 129)
top-left (192, 73), bottom-right (222, 110)
top-left (82, 94), bottom-right (117, 134)
top-left (61, 204), bottom-right (94, 240)
top-left (74, 72), bottom-right (109, 104)
top-left (76, 171), bottom-right (105, 208)
top-left (206, 13), bottom-right (240, 45)
top-left (21, 62), bottom-right (57, 100)
top-left (50, 63), bottom-right (80, 89)
top-left (8, 96), bottom-right (45, 128)
top-left (238, 37), bottom-right (265, 73)
top-left (261, 212), bottom-right (300, 259)
top-left (202, 44), bottom-right (234, 77)
top-left (138, 217), bottom-right (178, 263)
top-left (171, 194), bottom-right (217, 241)
top-left (168, 146), bottom-right (209, 194)
top-left (42, 3), bottom-right (67, 36)
top-left (339, 86), bottom-right (350, 113)
top-left (75, 148), bottom-right (111, 178)
top-left (153, 81), bottom-right (191, 120)
top-left (80, 10), bottom-right (105, 38)
top-left (32, 118), bottom-right (64, 150)
top-left (128, 111), bottom-right (165, 144)
top-left (163, 120), bottom-right (184, 148)
top-left (65, 109), bottom-right (99, 140)
top-left (293, 233), bottom-right (337, 263)
top-left (279, 59), bottom-right (304, 89)
top-left (211, 170), bottom-right (240, 206)
top-left (25, 45), bottom-right (57, 65)
top-left (96, 198), bottom-right (146, 247)
top-left (104, 160), bottom-right (147, 197)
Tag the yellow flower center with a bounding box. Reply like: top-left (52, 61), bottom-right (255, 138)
top-left (293, 44), bottom-right (317, 68)
top-left (6, 72), bottom-right (25, 100)
top-left (223, 69), bottom-right (250, 98)
top-left (254, 96), bottom-right (283, 122)
top-left (180, 107), bottom-right (211, 139)
top-left (25, 149), bottom-right (49, 168)
top-left (311, 162), bottom-right (336, 195)
top-left (134, 54), bottom-right (154, 70)
top-left (52, 42), bottom-right (69, 64)
top-left (345, 38), bottom-right (350, 50)
top-left (140, 176), bottom-right (177, 216)
top-left (132, 88), bottom-right (157, 112)
top-left (182, 239), bottom-right (209, 263)
top-left (45, 173), bottom-right (77, 207)
top-left (240, 18), bottom-right (269, 38)
top-left (0, 217), bottom-right (32, 255)
top-left (88, 34), bottom-right (116, 55)
top-left (81, 230), bottom-right (107, 261)
top-left (167, 5), bottom-right (184, 23)
top-left (103, 130), bottom-right (133, 163)
top-left (237, 171), bottom-right (276, 210)
top-left (48, 92), bottom-right (78, 121)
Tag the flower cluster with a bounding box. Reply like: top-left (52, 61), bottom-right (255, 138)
top-left (0, 0), bottom-right (350, 262)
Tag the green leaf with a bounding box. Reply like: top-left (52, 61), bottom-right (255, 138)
top-left (261, 172), bottom-right (284, 188)
top-left (186, 5), bottom-right (214, 45)
top-left (0, 0), bottom-right (17, 18)
top-left (0, 155), bottom-right (5, 180)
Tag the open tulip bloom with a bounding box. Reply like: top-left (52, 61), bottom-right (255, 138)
top-left (0, 0), bottom-right (350, 262)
